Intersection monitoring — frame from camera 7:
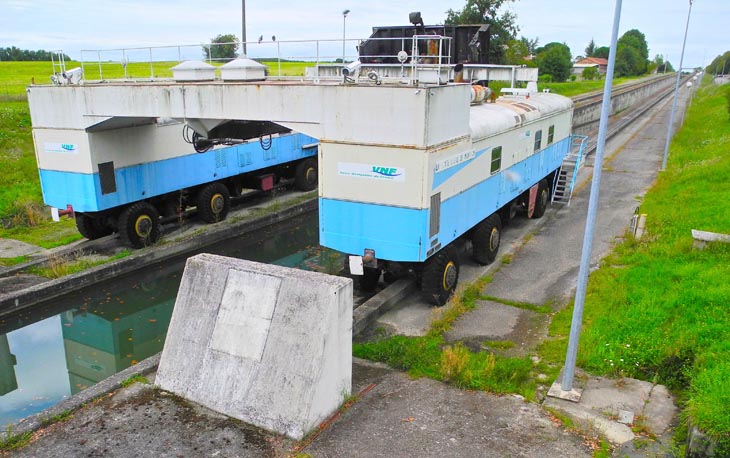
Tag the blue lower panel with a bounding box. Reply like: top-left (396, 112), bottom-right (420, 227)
top-left (319, 199), bottom-right (428, 263)
top-left (320, 136), bottom-right (570, 262)
top-left (39, 133), bottom-right (317, 212)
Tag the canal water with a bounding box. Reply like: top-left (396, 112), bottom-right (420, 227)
top-left (0, 212), bottom-right (332, 428)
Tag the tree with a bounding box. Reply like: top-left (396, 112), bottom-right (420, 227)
top-left (615, 29), bottom-right (649, 76)
top-left (505, 39), bottom-right (529, 65)
top-left (536, 42), bottom-right (572, 82)
top-left (520, 36), bottom-right (539, 55)
top-left (585, 39), bottom-right (596, 57)
top-left (203, 34), bottom-right (239, 61)
top-left (707, 51), bottom-right (730, 75)
top-left (445, 0), bottom-right (519, 64)
top-left (593, 46), bottom-right (610, 59)
top-left (615, 44), bottom-right (642, 77)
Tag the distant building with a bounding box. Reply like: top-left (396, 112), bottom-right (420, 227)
top-left (574, 57), bottom-right (609, 74)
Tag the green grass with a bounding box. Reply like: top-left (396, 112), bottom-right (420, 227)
top-left (0, 255), bottom-right (29, 267)
top-left (541, 76), bottom-right (642, 97)
top-left (543, 80), bottom-right (730, 447)
top-left (354, 274), bottom-right (542, 399)
top-left (0, 430), bottom-right (32, 451)
top-left (1, 218), bottom-right (82, 249)
top-left (120, 374), bottom-right (149, 387)
top-left (28, 248), bottom-right (131, 278)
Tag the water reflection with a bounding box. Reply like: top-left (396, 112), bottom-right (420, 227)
top-left (0, 335), bottom-right (18, 396)
top-left (0, 212), bottom-right (319, 427)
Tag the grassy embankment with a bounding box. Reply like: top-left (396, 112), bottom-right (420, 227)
top-left (355, 80), bottom-right (730, 451)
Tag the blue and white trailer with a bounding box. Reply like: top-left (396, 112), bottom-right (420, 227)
top-left (33, 115), bottom-right (318, 247)
top-left (320, 86), bottom-right (575, 304)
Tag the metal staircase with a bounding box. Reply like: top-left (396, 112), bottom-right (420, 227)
top-left (551, 135), bottom-right (588, 205)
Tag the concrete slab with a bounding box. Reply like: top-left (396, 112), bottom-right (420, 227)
top-left (544, 375), bottom-right (678, 446)
top-left (11, 382), bottom-right (291, 458)
top-left (0, 238), bottom-right (42, 258)
top-left (305, 360), bottom-right (592, 458)
top-left (444, 299), bottom-right (521, 340)
top-left (156, 253), bottom-right (353, 440)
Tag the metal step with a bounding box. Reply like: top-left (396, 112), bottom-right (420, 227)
top-left (551, 135), bottom-right (589, 206)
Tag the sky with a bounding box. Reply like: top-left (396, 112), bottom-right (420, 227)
top-left (1, 0), bottom-right (725, 69)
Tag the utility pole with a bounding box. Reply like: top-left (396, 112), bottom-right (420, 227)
top-left (556, 0), bottom-right (623, 397)
top-left (661, 0), bottom-right (694, 171)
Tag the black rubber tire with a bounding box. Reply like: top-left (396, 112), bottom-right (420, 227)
top-left (75, 214), bottom-right (112, 240)
top-left (472, 213), bottom-right (502, 265)
top-left (532, 179), bottom-right (549, 219)
top-left (421, 245), bottom-right (460, 306)
top-left (294, 158), bottom-right (318, 192)
top-left (197, 182), bottom-right (230, 223)
top-left (118, 202), bottom-right (161, 248)
top-left (359, 266), bottom-right (382, 291)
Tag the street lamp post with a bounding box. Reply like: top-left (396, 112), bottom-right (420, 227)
top-left (342, 9), bottom-right (350, 64)
top-left (241, 0), bottom-right (247, 56)
top-left (661, 0), bottom-right (694, 171)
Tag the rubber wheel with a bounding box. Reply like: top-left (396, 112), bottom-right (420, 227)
top-left (472, 213), bottom-right (502, 265)
top-left (118, 202), bottom-right (161, 248)
top-left (75, 214), bottom-right (112, 240)
top-left (197, 182), bottom-right (230, 223)
top-left (421, 245), bottom-right (460, 306)
top-left (294, 158), bottom-right (318, 192)
top-left (532, 179), bottom-right (549, 219)
top-left (359, 266), bottom-right (382, 291)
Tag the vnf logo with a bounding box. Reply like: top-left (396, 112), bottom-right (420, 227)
top-left (61, 144), bottom-right (76, 151)
top-left (372, 166), bottom-right (401, 177)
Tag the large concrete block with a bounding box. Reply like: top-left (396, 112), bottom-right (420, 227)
top-left (156, 253), bottom-right (353, 439)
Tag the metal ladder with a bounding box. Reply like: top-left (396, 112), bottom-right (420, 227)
top-left (551, 135), bottom-right (588, 205)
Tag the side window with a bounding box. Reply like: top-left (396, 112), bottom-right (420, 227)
top-left (534, 130), bottom-right (542, 152)
top-left (548, 125), bottom-right (555, 145)
top-left (490, 146), bottom-right (502, 174)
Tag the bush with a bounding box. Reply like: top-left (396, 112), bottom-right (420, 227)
top-left (570, 74), bottom-right (577, 81)
top-left (538, 74), bottom-right (553, 83)
top-left (582, 66), bottom-right (600, 81)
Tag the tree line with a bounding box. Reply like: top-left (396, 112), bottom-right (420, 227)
top-left (0, 47), bottom-right (70, 62)
top-left (706, 51), bottom-right (730, 75)
top-left (439, 0), bottom-right (671, 82)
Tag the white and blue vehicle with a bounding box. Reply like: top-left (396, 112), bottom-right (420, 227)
top-left (34, 117), bottom-right (318, 247)
top-left (321, 86), bottom-right (575, 304)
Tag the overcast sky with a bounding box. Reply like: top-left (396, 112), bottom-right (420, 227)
top-left (1, 0), bottom-right (724, 69)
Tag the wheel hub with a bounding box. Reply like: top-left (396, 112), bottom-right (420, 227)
top-left (134, 215), bottom-right (153, 237)
top-left (490, 227), bottom-right (500, 251)
top-left (443, 261), bottom-right (457, 290)
top-left (305, 167), bottom-right (316, 184)
top-left (210, 193), bottom-right (224, 214)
